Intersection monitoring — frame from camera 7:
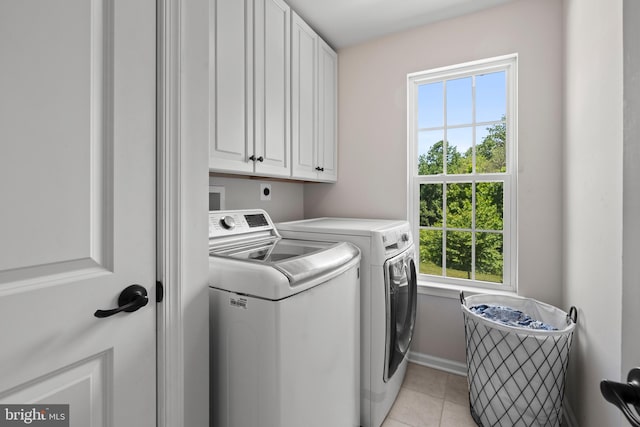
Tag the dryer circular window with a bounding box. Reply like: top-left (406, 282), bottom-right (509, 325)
top-left (384, 250), bottom-right (417, 382)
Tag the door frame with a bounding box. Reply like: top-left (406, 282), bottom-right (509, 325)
top-left (157, 0), bottom-right (185, 425)
top-left (157, 0), bottom-right (212, 424)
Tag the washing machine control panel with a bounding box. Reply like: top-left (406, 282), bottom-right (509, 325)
top-left (209, 209), bottom-right (276, 239)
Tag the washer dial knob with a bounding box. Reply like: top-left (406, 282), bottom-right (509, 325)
top-left (220, 215), bottom-right (236, 230)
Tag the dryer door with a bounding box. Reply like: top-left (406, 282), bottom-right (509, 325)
top-left (384, 248), bottom-right (418, 382)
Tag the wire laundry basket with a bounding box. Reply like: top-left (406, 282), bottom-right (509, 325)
top-left (461, 293), bottom-right (577, 427)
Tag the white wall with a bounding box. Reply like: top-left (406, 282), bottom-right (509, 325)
top-left (210, 176), bottom-right (304, 222)
top-left (305, 0), bottom-right (565, 364)
top-left (563, 0), bottom-right (624, 425)
top-left (622, 0), bottom-right (640, 383)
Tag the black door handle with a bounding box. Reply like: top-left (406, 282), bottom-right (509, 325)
top-left (601, 367), bottom-right (640, 426)
top-left (94, 284), bottom-right (149, 318)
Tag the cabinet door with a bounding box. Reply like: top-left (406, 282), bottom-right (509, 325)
top-left (254, 0), bottom-right (290, 177)
top-left (210, 0), bottom-right (253, 173)
top-left (291, 12), bottom-right (318, 180)
top-left (317, 39), bottom-right (338, 182)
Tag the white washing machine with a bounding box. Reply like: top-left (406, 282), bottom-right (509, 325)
top-left (277, 218), bottom-right (418, 427)
top-left (208, 209), bottom-right (361, 427)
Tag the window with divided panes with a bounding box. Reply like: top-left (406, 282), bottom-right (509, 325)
top-left (407, 55), bottom-right (517, 290)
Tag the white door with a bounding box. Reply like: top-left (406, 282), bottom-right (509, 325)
top-left (0, 0), bottom-right (157, 426)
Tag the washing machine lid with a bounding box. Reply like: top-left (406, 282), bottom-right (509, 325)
top-left (209, 238), bottom-right (360, 300)
top-left (213, 237), bottom-right (324, 262)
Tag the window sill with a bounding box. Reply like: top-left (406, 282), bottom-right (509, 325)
top-left (417, 280), bottom-right (518, 300)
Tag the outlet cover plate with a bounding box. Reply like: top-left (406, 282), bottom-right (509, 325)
top-left (260, 183), bottom-right (272, 201)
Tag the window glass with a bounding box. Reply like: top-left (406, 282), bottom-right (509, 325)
top-left (418, 82), bottom-right (443, 128)
top-left (476, 124), bottom-right (506, 173)
top-left (476, 71), bottom-right (506, 123)
top-left (419, 184), bottom-right (443, 227)
top-left (476, 182), bottom-right (503, 230)
top-left (446, 77), bottom-right (472, 125)
top-left (419, 229), bottom-right (443, 276)
top-left (446, 127), bottom-right (473, 174)
top-left (476, 232), bottom-right (503, 283)
top-left (445, 231), bottom-right (473, 279)
top-left (418, 130), bottom-right (444, 175)
top-left (446, 183), bottom-right (472, 229)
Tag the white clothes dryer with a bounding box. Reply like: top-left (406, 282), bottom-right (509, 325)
top-left (277, 218), bottom-right (418, 427)
top-left (209, 210), bottom-right (361, 427)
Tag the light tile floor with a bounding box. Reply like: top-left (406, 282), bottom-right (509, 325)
top-left (382, 362), bottom-right (477, 427)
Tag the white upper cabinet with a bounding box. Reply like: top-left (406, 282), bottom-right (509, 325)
top-left (291, 12), bottom-right (338, 182)
top-left (210, 0), bottom-right (291, 177)
top-left (317, 38), bottom-right (338, 181)
top-left (291, 13), bottom-right (317, 181)
top-left (211, 2), bottom-right (337, 182)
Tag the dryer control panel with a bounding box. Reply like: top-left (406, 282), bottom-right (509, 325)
top-left (378, 223), bottom-right (413, 257)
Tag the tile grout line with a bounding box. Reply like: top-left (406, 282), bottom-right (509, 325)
top-left (438, 374), bottom-right (452, 427)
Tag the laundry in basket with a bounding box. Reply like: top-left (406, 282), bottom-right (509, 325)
top-left (469, 304), bottom-right (558, 331)
top-left (461, 293), bottom-right (577, 427)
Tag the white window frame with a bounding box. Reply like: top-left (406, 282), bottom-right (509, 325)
top-left (407, 54), bottom-right (518, 292)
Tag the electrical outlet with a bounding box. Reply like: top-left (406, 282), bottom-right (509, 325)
top-left (260, 183), bottom-right (272, 201)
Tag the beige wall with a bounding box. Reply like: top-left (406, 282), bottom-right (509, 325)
top-left (210, 176), bottom-right (305, 222)
top-left (563, 0), bottom-right (627, 425)
top-left (304, 0), bottom-right (565, 364)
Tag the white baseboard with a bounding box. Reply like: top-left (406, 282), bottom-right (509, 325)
top-left (407, 351), bottom-right (467, 377)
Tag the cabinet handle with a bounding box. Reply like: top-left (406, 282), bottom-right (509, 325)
top-left (249, 155), bottom-right (256, 162)
top-left (256, 156), bottom-right (264, 162)
top-left (315, 166), bottom-right (324, 172)
top-left (249, 155), bottom-right (264, 163)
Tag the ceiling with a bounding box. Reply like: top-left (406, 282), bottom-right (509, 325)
top-left (285, 0), bottom-right (518, 49)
